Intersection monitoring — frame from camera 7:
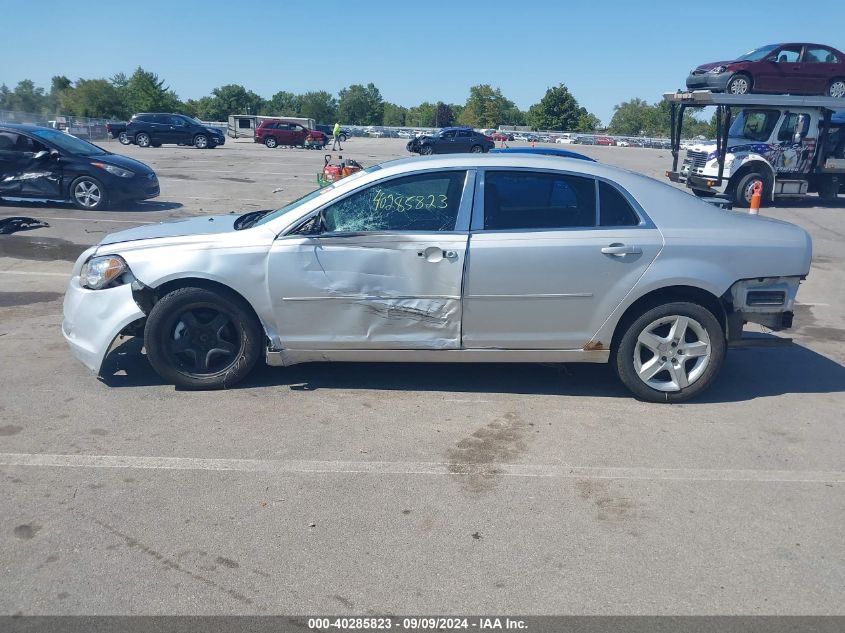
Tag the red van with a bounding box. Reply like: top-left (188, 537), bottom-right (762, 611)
top-left (255, 119), bottom-right (326, 148)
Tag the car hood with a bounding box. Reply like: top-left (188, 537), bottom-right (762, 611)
top-left (204, 127), bottom-right (224, 136)
top-left (98, 214), bottom-right (238, 245)
top-left (98, 153), bottom-right (155, 175)
top-left (693, 60), bottom-right (738, 72)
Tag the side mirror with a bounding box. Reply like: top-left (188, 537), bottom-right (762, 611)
top-left (766, 55), bottom-right (778, 62)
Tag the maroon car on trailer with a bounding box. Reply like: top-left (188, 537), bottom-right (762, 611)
top-left (686, 43), bottom-right (845, 98)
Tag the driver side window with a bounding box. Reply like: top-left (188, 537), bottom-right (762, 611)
top-left (322, 171), bottom-right (467, 233)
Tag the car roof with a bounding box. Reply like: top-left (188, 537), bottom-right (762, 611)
top-left (0, 123), bottom-right (51, 133)
top-left (490, 147), bottom-right (595, 161)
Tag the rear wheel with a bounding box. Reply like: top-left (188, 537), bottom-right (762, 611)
top-left (614, 302), bottom-right (725, 403)
top-left (144, 287), bottom-right (263, 390)
top-left (827, 79), bottom-right (845, 98)
top-left (338, 134), bottom-right (347, 142)
top-left (727, 73), bottom-right (751, 95)
top-left (118, 132), bottom-right (131, 145)
top-left (264, 136), bottom-right (278, 148)
top-left (135, 132), bottom-right (151, 147)
top-left (470, 144), bottom-right (483, 153)
top-left (818, 177), bottom-right (841, 202)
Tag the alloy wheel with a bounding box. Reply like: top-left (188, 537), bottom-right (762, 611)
top-left (194, 135), bottom-right (208, 149)
top-left (73, 180), bottom-right (102, 208)
top-left (742, 177), bottom-right (763, 203)
top-left (829, 80), bottom-right (845, 98)
top-left (633, 314), bottom-right (711, 392)
top-left (136, 133), bottom-right (150, 147)
top-left (728, 76), bottom-right (749, 95)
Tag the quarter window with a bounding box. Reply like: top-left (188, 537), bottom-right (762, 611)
top-left (483, 171), bottom-right (597, 230)
top-left (599, 181), bottom-right (640, 226)
top-left (322, 171), bottom-right (466, 233)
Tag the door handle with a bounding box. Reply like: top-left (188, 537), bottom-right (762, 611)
top-left (417, 247), bottom-right (459, 262)
top-left (601, 243), bottom-right (642, 256)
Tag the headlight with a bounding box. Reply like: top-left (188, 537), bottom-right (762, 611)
top-left (79, 255), bottom-right (131, 290)
top-left (91, 162), bottom-right (134, 178)
top-left (711, 65), bottom-right (727, 74)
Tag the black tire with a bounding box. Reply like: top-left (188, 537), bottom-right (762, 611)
top-left (144, 286), bottom-right (263, 390)
top-left (726, 73), bottom-right (752, 95)
top-left (614, 301), bottom-right (726, 403)
top-left (69, 175), bottom-right (108, 210)
top-left (135, 132), bottom-right (151, 148)
top-left (732, 171), bottom-right (766, 208)
top-left (470, 144), bottom-right (483, 153)
top-left (338, 134), bottom-right (347, 142)
top-left (193, 134), bottom-right (209, 149)
top-left (826, 78), bottom-right (845, 98)
top-left (419, 145), bottom-right (434, 155)
top-left (264, 136), bottom-right (278, 148)
top-left (118, 132), bottom-right (131, 145)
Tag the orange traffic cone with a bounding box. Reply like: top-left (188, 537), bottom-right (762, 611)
top-left (749, 181), bottom-right (762, 214)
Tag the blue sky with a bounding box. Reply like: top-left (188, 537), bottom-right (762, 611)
top-left (2, 0), bottom-right (843, 123)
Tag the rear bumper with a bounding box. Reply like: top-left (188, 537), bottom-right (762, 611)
top-left (62, 277), bottom-right (145, 373)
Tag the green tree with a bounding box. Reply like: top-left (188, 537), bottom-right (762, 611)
top-left (201, 84), bottom-right (264, 120)
top-left (406, 102), bottom-right (437, 127)
top-left (62, 79), bottom-right (126, 118)
top-left (434, 102), bottom-right (454, 127)
top-left (47, 75), bottom-right (72, 114)
top-left (576, 111), bottom-right (601, 132)
top-left (262, 90), bottom-right (301, 116)
top-left (458, 84), bottom-right (521, 128)
top-left (382, 102), bottom-right (407, 126)
top-left (5, 80), bottom-right (47, 113)
top-left (124, 67), bottom-right (181, 114)
top-left (607, 98), bottom-right (658, 136)
top-left (0, 84), bottom-right (11, 110)
top-left (526, 84), bottom-right (596, 132)
top-left (298, 91), bottom-right (337, 123)
top-left (337, 83), bottom-right (383, 125)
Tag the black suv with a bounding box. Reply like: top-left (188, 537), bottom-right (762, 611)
top-left (406, 127), bottom-right (494, 155)
top-left (0, 124), bottom-right (159, 210)
top-left (126, 113), bottom-right (225, 149)
top-left (315, 124), bottom-right (351, 142)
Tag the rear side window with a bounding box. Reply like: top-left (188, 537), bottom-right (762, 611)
top-left (483, 171), bottom-right (596, 230)
top-left (599, 181), bottom-right (640, 226)
top-left (805, 47), bottom-right (838, 63)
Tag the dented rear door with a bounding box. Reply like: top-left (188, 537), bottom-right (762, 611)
top-left (266, 169), bottom-right (474, 349)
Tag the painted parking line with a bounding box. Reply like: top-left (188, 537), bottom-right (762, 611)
top-left (0, 270), bottom-right (69, 277)
top-left (0, 452), bottom-right (842, 483)
top-left (0, 214), bottom-right (156, 225)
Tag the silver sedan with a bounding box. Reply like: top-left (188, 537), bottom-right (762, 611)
top-left (62, 154), bottom-right (811, 402)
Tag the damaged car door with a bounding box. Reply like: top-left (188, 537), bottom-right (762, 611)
top-left (267, 169), bottom-right (474, 349)
top-left (0, 130), bottom-right (62, 199)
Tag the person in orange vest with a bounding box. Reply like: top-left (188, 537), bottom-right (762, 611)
top-left (332, 122), bottom-right (343, 151)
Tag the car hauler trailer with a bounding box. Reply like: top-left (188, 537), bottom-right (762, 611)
top-left (665, 90), bottom-right (844, 207)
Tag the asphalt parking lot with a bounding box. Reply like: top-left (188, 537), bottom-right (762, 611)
top-left (1, 138), bottom-right (843, 615)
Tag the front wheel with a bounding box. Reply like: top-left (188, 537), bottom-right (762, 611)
top-left (70, 176), bottom-right (108, 210)
top-left (726, 73), bottom-right (751, 95)
top-left (732, 171), bottom-right (766, 208)
top-left (419, 145), bottom-right (434, 155)
top-left (193, 134), bottom-right (209, 149)
top-left (614, 302), bottom-right (725, 403)
top-left (264, 136), bottom-right (278, 148)
top-left (827, 79), bottom-right (845, 98)
top-left (144, 287), bottom-right (263, 390)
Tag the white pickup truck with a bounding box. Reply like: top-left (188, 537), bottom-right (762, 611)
top-left (665, 92), bottom-right (844, 207)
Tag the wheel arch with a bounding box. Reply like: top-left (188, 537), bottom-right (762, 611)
top-left (135, 277), bottom-right (271, 344)
top-left (609, 284), bottom-right (729, 352)
top-left (729, 159), bottom-right (776, 200)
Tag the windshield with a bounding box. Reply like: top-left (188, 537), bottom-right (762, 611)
top-left (251, 164), bottom-right (383, 228)
top-left (183, 115), bottom-right (203, 125)
top-left (31, 129), bottom-right (107, 156)
top-left (728, 109), bottom-right (781, 142)
top-left (736, 44), bottom-right (778, 62)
